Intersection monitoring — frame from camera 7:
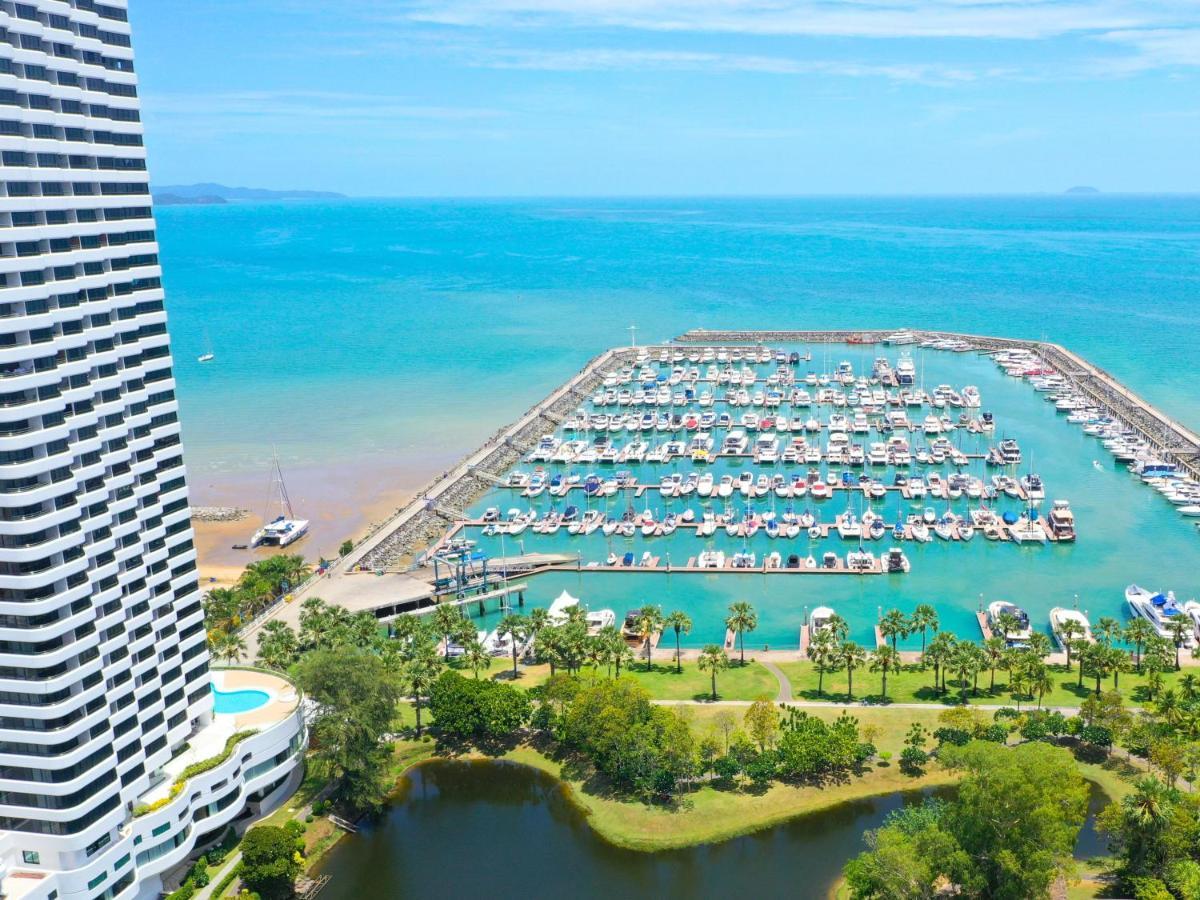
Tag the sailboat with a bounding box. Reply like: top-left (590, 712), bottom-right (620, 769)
top-left (197, 327), bottom-right (215, 363)
top-left (250, 450), bottom-right (309, 548)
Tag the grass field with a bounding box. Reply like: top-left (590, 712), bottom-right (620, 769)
top-left (501, 742), bottom-right (956, 851)
top-left (452, 658), bottom-right (781, 701)
top-left (778, 659), bottom-right (1184, 708)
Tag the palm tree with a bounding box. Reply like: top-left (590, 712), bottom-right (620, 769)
top-left (608, 630), bottom-right (634, 678)
top-left (1058, 618), bottom-right (1083, 668)
top-left (909, 604), bottom-right (938, 656)
top-left (497, 613), bottom-right (528, 677)
top-left (1027, 632), bottom-right (1052, 661)
top-left (203, 587), bottom-right (242, 632)
top-left (878, 609), bottom-right (909, 653)
top-left (982, 636), bottom-right (1007, 692)
top-left (584, 636), bottom-right (606, 676)
top-left (405, 648), bottom-right (442, 737)
top-left (869, 646), bottom-right (901, 700)
top-left (950, 643), bottom-right (979, 703)
top-left (725, 601), bottom-right (758, 666)
top-left (1072, 638), bottom-right (1090, 688)
top-left (1110, 645), bottom-right (1131, 690)
top-left (432, 603), bottom-right (465, 660)
top-left (839, 641), bottom-right (868, 700)
top-left (1156, 688), bottom-right (1183, 728)
top-left (698, 644), bottom-right (730, 701)
top-left (826, 612), bottom-right (850, 642)
top-left (1084, 642), bottom-right (1111, 696)
top-left (1125, 618), bottom-right (1155, 673)
top-left (256, 620), bottom-right (298, 670)
top-left (924, 632), bottom-right (957, 694)
top-left (214, 631), bottom-right (246, 665)
top-left (635, 605), bottom-right (665, 671)
top-left (527, 608), bottom-right (550, 661)
top-left (808, 629), bottom-right (838, 696)
top-left (1028, 663), bottom-right (1053, 709)
top-left (462, 637), bottom-right (492, 679)
top-left (1095, 616), bottom-right (1122, 648)
top-left (995, 611), bottom-right (1021, 643)
top-left (1167, 618), bottom-right (1191, 671)
top-left (664, 610), bottom-right (693, 674)
top-left (1123, 777), bottom-right (1172, 836)
top-left (1181, 673), bottom-right (1200, 703)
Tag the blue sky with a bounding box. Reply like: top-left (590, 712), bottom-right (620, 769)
top-left (132, 1), bottom-right (1200, 195)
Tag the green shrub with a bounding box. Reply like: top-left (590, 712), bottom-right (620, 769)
top-left (211, 862), bottom-right (243, 900)
top-left (133, 732), bottom-right (258, 817)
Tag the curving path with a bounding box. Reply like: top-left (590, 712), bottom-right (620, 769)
top-left (759, 660), bottom-right (794, 702)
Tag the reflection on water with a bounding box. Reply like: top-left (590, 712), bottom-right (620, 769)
top-left (317, 760), bottom-right (1109, 899)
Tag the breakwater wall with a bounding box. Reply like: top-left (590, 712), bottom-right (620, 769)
top-left (674, 328), bottom-right (1200, 481)
top-left (343, 346), bottom-right (639, 571)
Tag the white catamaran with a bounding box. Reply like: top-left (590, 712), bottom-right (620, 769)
top-left (250, 451), bottom-right (309, 548)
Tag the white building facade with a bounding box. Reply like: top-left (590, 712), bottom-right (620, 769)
top-left (0, 3), bottom-right (303, 898)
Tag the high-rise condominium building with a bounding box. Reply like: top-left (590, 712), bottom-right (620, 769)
top-left (0, 3), bottom-right (304, 898)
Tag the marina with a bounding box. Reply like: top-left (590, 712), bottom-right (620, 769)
top-left (307, 329), bottom-right (1198, 652)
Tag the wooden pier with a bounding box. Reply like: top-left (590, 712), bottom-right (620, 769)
top-left (976, 611), bottom-right (994, 640)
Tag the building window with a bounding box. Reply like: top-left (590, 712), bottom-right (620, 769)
top-left (21, 850), bottom-right (39, 864)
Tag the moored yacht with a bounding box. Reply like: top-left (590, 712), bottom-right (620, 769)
top-left (1126, 584), bottom-right (1195, 645)
top-left (1050, 608), bottom-right (1093, 652)
top-left (987, 600), bottom-right (1033, 646)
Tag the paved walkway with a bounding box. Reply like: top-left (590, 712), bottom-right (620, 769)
top-left (760, 660), bottom-right (794, 702)
top-left (193, 765), bottom-right (306, 900)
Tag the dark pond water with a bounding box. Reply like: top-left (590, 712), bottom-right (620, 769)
top-left (316, 760), bottom-right (1110, 900)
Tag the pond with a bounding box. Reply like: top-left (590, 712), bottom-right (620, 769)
top-left (315, 759), bottom-right (1111, 899)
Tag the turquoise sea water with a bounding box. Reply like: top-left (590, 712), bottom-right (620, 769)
top-left (157, 196), bottom-right (1200, 481)
top-left (157, 197), bottom-right (1199, 643)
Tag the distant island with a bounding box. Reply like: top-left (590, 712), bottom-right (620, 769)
top-left (152, 182), bottom-right (347, 202)
top-left (154, 193), bottom-right (228, 206)
top-left (1064, 186), bottom-right (1101, 194)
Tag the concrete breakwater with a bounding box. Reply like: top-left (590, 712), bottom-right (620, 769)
top-left (675, 328), bottom-right (1200, 482)
top-left (344, 346), bottom-right (639, 571)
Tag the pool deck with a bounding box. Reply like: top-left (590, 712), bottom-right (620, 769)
top-left (137, 670), bottom-right (299, 806)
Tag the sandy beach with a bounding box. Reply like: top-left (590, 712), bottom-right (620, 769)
top-left (190, 450), bottom-right (464, 582)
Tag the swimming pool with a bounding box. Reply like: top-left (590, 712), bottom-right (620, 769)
top-left (212, 687), bottom-right (270, 715)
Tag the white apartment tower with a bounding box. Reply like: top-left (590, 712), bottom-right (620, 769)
top-left (0, 3), bottom-right (304, 899)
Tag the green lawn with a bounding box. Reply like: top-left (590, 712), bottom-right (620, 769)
top-left (500, 742), bottom-right (956, 852)
top-left (778, 659), bottom-right (1184, 708)
top-left (446, 658), bottom-right (780, 701)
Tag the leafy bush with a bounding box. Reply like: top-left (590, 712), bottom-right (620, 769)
top-left (900, 745), bottom-right (928, 775)
top-left (1081, 724), bottom-right (1114, 748)
top-left (979, 724), bottom-right (1009, 743)
top-left (933, 727), bottom-right (971, 747)
top-left (429, 671), bottom-right (532, 740)
top-left (713, 755), bottom-right (741, 781)
top-left (241, 826), bottom-right (302, 900)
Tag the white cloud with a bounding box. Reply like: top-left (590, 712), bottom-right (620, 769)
top-left (1094, 27), bottom-right (1200, 71)
top-left (471, 47), bottom-right (982, 83)
top-left (396, 0), bottom-right (1193, 41)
